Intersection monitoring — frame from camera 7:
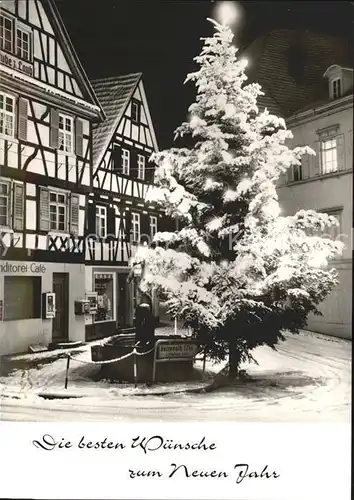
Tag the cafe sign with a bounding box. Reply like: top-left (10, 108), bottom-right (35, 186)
top-left (157, 341), bottom-right (199, 361)
top-left (0, 50), bottom-right (34, 77)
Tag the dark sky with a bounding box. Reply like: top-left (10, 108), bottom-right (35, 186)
top-left (54, 0), bottom-right (354, 148)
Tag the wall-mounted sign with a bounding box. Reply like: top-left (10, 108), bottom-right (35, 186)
top-left (42, 292), bottom-right (56, 319)
top-left (0, 50), bottom-right (34, 77)
top-left (157, 342), bottom-right (199, 361)
top-left (85, 292), bottom-right (98, 313)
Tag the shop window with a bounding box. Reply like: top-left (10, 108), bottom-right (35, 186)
top-left (94, 272), bottom-right (115, 322)
top-left (4, 276), bottom-right (41, 321)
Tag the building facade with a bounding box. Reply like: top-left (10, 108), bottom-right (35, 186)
top-left (84, 74), bottom-right (163, 341)
top-left (242, 30), bottom-right (353, 339)
top-left (0, 0), bottom-right (104, 354)
top-left (277, 65), bottom-right (353, 339)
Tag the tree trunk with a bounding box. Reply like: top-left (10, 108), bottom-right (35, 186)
top-left (228, 339), bottom-right (240, 378)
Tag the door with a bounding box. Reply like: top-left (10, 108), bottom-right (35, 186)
top-left (52, 273), bottom-right (69, 342)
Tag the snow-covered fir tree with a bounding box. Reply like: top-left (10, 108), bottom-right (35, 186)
top-left (134, 18), bottom-right (344, 375)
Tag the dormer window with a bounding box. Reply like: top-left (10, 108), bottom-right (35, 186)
top-left (332, 78), bottom-right (342, 100)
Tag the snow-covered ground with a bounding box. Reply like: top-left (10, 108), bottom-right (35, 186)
top-left (0, 329), bottom-right (351, 422)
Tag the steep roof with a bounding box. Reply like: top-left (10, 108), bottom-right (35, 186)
top-left (91, 73), bottom-right (142, 168)
top-left (240, 29), bottom-right (353, 117)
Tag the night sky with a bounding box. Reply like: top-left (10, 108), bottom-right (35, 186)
top-left (54, 0), bottom-right (354, 148)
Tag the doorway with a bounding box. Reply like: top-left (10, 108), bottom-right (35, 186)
top-left (52, 273), bottom-right (69, 342)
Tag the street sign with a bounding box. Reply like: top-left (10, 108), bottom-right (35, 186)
top-left (157, 341), bottom-right (199, 361)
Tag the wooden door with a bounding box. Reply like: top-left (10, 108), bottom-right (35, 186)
top-left (52, 273), bottom-right (69, 342)
top-left (117, 273), bottom-right (132, 328)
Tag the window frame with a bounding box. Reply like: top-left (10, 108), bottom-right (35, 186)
top-left (131, 212), bottom-right (140, 243)
top-left (131, 99), bottom-right (141, 124)
top-left (137, 154), bottom-right (145, 180)
top-left (121, 148), bottom-right (130, 175)
top-left (58, 113), bottom-right (74, 155)
top-left (0, 12), bottom-right (14, 53)
top-left (3, 275), bottom-right (42, 321)
top-left (93, 272), bottom-right (116, 324)
top-left (332, 78), bottom-right (342, 100)
top-left (49, 189), bottom-right (68, 233)
top-left (0, 178), bottom-right (11, 228)
top-left (319, 208), bottom-right (343, 242)
top-left (320, 137), bottom-right (338, 175)
top-left (150, 215), bottom-right (157, 240)
top-left (16, 23), bottom-right (32, 62)
top-left (0, 90), bottom-right (15, 139)
top-left (96, 205), bottom-right (107, 238)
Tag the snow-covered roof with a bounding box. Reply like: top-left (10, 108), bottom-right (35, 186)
top-left (91, 73), bottom-right (142, 169)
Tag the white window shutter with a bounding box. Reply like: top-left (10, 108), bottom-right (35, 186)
top-left (13, 183), bottom-right (24, 230)
top-left (301, 153), bottom-right (309, 179)
top-left (312, 141), bottom-right (321, 176)
top-left (75, 118), bottom-right (83, 157)
top-left (336, 134), bottom-right (345, 170)
top-left (70, 194), bottom-right (80, 235)
top-left (39, 188), bottom-right (50, 231)
top-left (49, 108), bottom-right (59, 149)
top-left (286, 165), bottom-right (294, 183)
top-left (17, 98), bottom-right (28, 141)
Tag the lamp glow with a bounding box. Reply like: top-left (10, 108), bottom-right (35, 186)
top-left (215, 1), bottom-right (240, 25)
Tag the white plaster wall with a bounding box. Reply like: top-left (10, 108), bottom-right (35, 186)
top-left (0, 261), bottom-right (86, 354)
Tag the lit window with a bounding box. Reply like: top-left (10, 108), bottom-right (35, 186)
top-left (332, 78), bottom-right (342, 100)
top-left (96, 206), bottom-right (107, 238)
top-left (58, 114), bottom-right (73, 154)
top-left (0, 180), bottom-right (11, 227)
top-left (49, 191), bottom-right (67, 231)
top-left (0, 92), bottom-right (15, 138)
top-left (150, 215), bottom-right (157, 239)
top-left (131, 101), bottom-right (140, 123)
top-left (321, 138), bottom-right (338, 174)
top-left (137, 154), bottom-right (145, 180)
top-left (131, 212), bottom-right (140, 243)
top-left (16, 27), bottom-right (31, 61)
top-left (121, 149), bottom-right (130, 175)
top-left (0, 14), bottom-right (13, 52)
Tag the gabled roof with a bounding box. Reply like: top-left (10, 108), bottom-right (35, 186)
top-left (91, 73), bottom-right (142, 168)
top-left (45, 0), bottom-right (104, 119)
top-left (239, 29), bottom-right (353, 118)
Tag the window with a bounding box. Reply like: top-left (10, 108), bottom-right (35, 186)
top-left (16, 27), bottom-right (31, 61)
top-left (131, 100), bottom-right (140, 123)
top-left (0, 180), bottom-right (10, 227)
top-left (0, 14), bottom-right (13, 52)
top-left (58, 114), bottom-right (73, 154)
top-left (293, 164), bottom-right (302, 182)
top-left (321, 138), bottom-right (338, 174)
top-left (4, 276), bottom-right (41, 321)
top-left (96, 206), bottom-right (107, 238)
top-left (332, 78), bottom-right (342, 100)
top-left (131, 212), bottom-right (140, 243)
top-left (121, 149), bottom-right (130, 175)
top-left (150, 215), bottom-right (157, 239)
top-left (0, 92), bottom-right (15, 138)
top-left (94, 273), bottom-right (115, 323)
top-left (137, 154), bottom-right (145, 180)
top-left (49, 191), bottom-right (67, 231)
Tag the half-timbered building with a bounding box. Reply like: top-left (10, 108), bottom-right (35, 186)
top-left (0, 0), bottom-right (104, 354)
top-left (85, 73), bottom-right (163, 340)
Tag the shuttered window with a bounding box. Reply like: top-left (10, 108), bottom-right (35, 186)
top-left (13, 183), bottom-right (24, 230)
top-left (70, 194), bottom-right (80, 236)
top-left (49, 108), bottom-right (59, 149)
top-left (0, 14), bottom-right (14, 52)
top-left (75, 118), bottom-right (83, 157)
top-left (150, 215), bottom-right (157, 239)
top-left (121, 149), bottom-right (130, 175)
top-left (17, 97), bottom-right (28, 141)
top-left (137, 154), bottom-right (145, 180)
top-left (131, 212), bottom-right (140, 243)
top-left (96, 206), bottom-right (107, 238)
top-left (58, 114), bottom-right (74, 154)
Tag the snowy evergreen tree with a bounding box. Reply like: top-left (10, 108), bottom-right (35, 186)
top-left (137, 19), bottom-right (343, 375)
